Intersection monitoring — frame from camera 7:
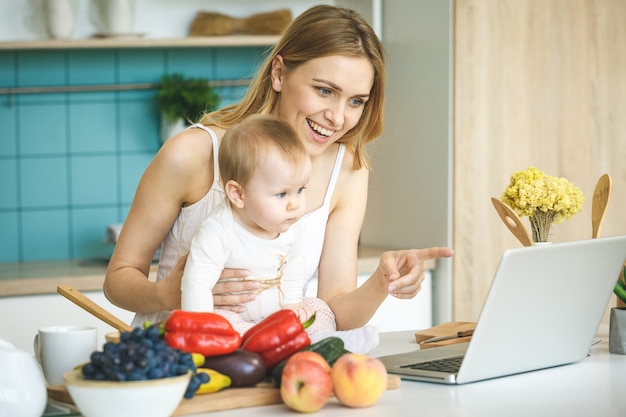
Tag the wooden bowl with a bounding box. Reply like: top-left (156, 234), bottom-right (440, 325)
top-left (105, 331), bottom-right (120, 343)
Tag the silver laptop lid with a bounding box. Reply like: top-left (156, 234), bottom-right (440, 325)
top-left (380, 236), bottom-right (626, 384)
top-left (459, 236), bottom-right (626, 383)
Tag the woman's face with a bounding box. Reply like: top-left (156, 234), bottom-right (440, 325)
top-left (270, 55), bottom-right (375, 158)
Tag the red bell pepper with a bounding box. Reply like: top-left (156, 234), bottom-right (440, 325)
top-left (240, 310), bottom-right (314, 370)
top-left (163, 310), bottom-right (241, 357)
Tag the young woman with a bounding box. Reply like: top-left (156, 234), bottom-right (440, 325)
top-left (104, 5), bottom-right (454, 331)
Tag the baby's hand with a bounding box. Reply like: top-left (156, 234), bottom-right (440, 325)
top-left (282, 302), bottom-right (315, 323)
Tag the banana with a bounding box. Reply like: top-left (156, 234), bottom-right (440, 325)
top-left (191, 352), bottom-right (205, 367)
top-left (196, 368), bottom-right (232, 394)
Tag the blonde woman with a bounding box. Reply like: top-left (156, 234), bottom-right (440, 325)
top-left (104, 5), bottom-right (453, 333)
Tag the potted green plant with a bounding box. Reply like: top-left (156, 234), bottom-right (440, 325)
top-left (610, 264), bottom-right (626, 354)
top-left (154, 73), bottom-right (221, 143)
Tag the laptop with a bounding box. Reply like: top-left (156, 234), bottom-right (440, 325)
top-left (379, 235), bottom-right (626, 384)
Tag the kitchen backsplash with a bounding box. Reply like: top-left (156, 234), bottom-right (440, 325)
top-left (0, 46), bottom-right (266, 262)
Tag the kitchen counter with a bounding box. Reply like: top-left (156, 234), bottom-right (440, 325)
top-left (0, 247), bottom-right (436, 297)
top-left (46, 325), bottom-right (626, 417)
top-left (200, 325), bottom-right (626, 417)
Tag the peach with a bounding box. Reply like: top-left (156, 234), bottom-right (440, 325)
top-left (331, 353), bottom-right (387, 408)
top-left (280, 351), bottom-right (333, 413)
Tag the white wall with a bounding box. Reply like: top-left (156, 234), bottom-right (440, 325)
top-left (0, 0), bottom-right (374, 41)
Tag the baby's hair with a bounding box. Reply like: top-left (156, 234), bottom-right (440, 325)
top-left (219, 114), bottom-right (308, 187)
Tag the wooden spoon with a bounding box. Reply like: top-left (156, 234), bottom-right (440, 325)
top-left (591, 173), bottom-right (612, 238)
top-left (57, 285), bottom-right (133, 333)
top-left (491, 197), bottom-right (534, 247)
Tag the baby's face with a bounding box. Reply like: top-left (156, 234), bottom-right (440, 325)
top-left (239, 149), bottom-right (312, 237)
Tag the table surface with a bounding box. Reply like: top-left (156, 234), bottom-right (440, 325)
top-left (46, 325), bottom-right (626, 417)
top-left (200, 326), bottom-right (625, 417)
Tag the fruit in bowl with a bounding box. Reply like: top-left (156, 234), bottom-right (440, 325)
top-left (65, 324), bottom-right (210, 417)
top-left (64, 368), bottom-right (191, 417)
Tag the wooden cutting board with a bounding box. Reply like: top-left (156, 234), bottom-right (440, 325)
top-left (415, 321), bottom-right (476, 349)
top-left (48, 375), bottom-right (400, 415)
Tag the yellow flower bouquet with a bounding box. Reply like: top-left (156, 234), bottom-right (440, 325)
top-left (501, 166), bottom-right (585, 242)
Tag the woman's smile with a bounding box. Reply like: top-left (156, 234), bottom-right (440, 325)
top-left (307, 118), bottom-right (335, 144)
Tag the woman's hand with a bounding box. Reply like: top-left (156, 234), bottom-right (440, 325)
top-left (156, 255), bottom-right (255, 312)
top-left (212, 269), bottom-right (258, 313)
top-left (376, 247), bottom-right (454, 299)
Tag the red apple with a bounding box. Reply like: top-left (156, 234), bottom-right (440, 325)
top-left (280, 351), bottom-right (333, 413)
top-left (331, 353), bottom-right (388, 408)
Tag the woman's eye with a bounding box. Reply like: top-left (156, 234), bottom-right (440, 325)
top-left (349, 98), bottom-right (365, 107)
top-left (316, 87), bottom-right (332, 96)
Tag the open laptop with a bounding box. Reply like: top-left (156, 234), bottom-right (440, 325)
top-left (379, 235), bottom-right (626, 384)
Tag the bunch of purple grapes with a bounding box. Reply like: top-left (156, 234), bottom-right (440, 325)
top-left (81, 324), bottom-right (209, 399)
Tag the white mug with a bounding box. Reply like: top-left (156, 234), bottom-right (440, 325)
top-left (33, 325), bottom-right (97, 386)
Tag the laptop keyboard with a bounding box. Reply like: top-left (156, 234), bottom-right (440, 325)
top-left (400, 356), bottom-right (464, 373)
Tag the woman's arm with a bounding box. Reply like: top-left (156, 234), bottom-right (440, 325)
top-left (318, 160), bottom-right (454, 330)
top-left (104, 129), bottom-right (214, 313)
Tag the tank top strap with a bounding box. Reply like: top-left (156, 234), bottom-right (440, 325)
top-left (188, 123), bottom-right (220, 187)
top-left (322, 144), bottom-right (346, 206)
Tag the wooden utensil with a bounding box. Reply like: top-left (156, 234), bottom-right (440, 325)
top-left (591, 173), bottom-right (612, 238)
top-left (57, 285), bottom-right (133, 333)
top-left (491, 197), bottom-right (534, 247)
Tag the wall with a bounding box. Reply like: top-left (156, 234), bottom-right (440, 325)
top-left (0, 0), bottom-right (320, 41)
top-left (0, 46), bottom-right (265, 262)
top-left (0, 0), bottom-right (379, 264)
top-left (453, 0), bottom-right (626, 322)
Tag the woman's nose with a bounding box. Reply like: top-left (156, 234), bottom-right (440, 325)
top-left (324, 100), bottom-right (345, 127)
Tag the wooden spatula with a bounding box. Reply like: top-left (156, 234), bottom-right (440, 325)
top-left (57, 285), bottom-right (133, 332)
top-left (491, 197), bottom-right (534, 247)
top-left (591, 173), bottom-right (612, 239)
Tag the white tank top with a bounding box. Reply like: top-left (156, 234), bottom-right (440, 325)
top-left (131, 125), bottom-right (346, 327)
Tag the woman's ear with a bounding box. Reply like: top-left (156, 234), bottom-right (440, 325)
top-left (270, 54), bottom-right (285, 92)
top-left (225, 180), bottom-right (245, 209)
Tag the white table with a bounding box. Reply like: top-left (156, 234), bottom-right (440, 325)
top-left (196, 326), bottom-right (626, 417)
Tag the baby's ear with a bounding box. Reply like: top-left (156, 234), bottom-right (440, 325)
top-left (225, 180), bottom-right (245, 208)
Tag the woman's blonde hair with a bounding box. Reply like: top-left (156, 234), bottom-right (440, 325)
top-left (200, 5), bottom-right (385, 170)
top-left (219, 114), bottom-right (308, 187)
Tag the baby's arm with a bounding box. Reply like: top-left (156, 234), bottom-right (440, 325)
top-left (181, 218), bottom-right (231, 312)
top-left (281, 301), bottom-right (316, 323)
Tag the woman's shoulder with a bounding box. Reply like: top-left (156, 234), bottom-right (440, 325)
top-left (158, 126), bottom-right (218, 165)
top-left (333, 144), bottom-right (368, 196)
top-left (150, 126), bottom-right (220, 192)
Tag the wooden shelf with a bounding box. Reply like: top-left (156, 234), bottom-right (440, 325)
top-left (0, 35), bottom-right (280, 50)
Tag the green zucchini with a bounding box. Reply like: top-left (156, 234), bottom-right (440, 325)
top-left (270, 336), bottom-right (349, 387)
top-left (614, 278), bottom-right (626, 305)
